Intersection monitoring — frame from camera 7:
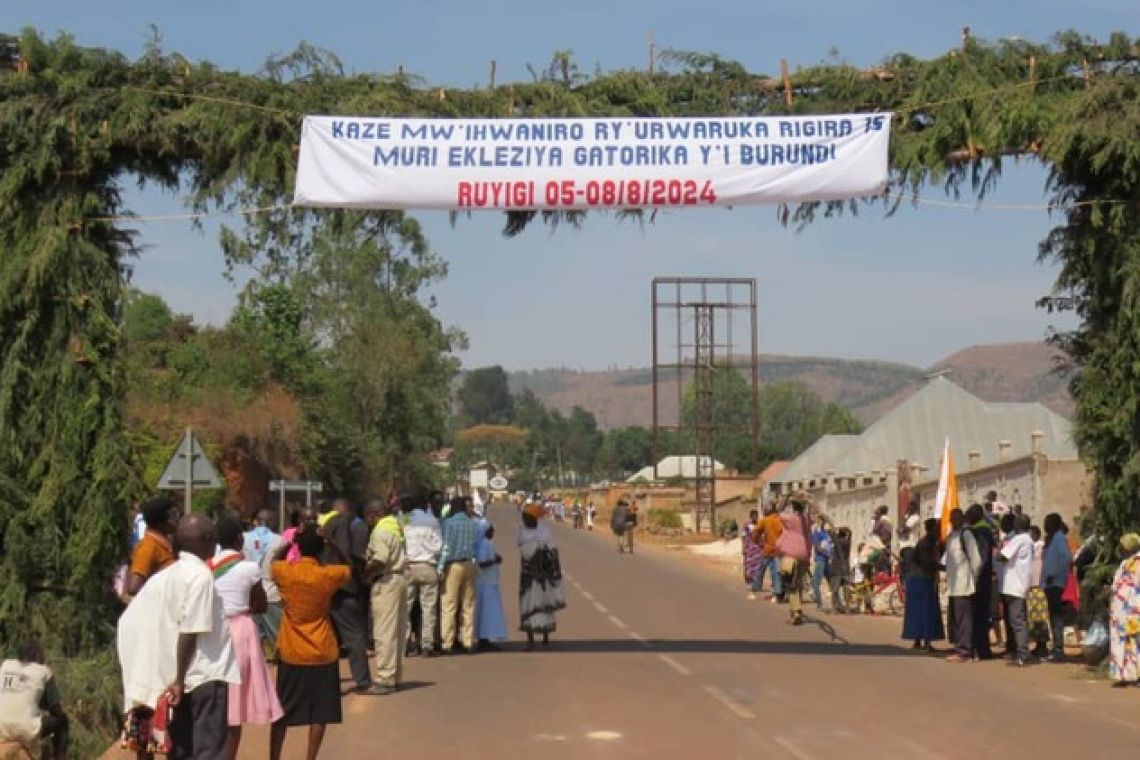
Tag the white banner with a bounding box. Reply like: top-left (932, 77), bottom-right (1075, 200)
top-left (293, 114), bottom-right (891, 211)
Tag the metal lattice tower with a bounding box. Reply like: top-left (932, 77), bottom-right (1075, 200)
top-left (651, 278), bottom-right (759, 534)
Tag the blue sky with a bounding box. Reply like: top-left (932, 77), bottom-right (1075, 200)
top-left (4, 1), bottom-right (1131, 370)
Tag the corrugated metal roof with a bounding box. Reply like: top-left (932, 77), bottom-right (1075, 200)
top-left (627, 455), bottom-right (725, 482)
top-left (776, 377), bottom-right (1076, 484)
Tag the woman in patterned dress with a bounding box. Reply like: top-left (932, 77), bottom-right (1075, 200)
top-left (742, 509), bottom-right (763, 586)
top-left (1109, 532), bottom-right (1140, 686)
top-left (518, 503), bottom-right (567, 651)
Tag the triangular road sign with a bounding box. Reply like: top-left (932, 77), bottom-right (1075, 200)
top-left (157, 429), bottom-right (223, 489)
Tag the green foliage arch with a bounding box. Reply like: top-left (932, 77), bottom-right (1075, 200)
top-left (1, 28), bottom-right (1138, 646)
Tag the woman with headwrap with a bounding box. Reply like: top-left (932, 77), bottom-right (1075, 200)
top-left (517, 503), bottom-right (567, 650)
top-left (1109, 532), bottom-right (1140, 686)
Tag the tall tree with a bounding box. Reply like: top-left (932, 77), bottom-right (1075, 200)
top-left (563, 406), bottom-right (603, 476)
top-left (758, 381), bottom-right (862, 464)
top-left (597, 426), bottom-right (654, 478)
top-left (457, 366), bottom-right (515, 427)
top-left (682, 370), bottom-right (862, 472)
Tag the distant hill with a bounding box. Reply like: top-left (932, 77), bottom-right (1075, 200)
top-left (505, 342), bottom-right (1073, 430)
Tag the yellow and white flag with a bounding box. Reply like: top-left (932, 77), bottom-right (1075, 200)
top-left (932, 437), bottom-right (958, 540)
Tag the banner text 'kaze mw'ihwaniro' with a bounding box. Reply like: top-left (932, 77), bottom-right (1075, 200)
top-left (292, 114), bottom-right (892, 211)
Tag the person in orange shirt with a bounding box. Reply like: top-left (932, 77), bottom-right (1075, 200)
top-left (748, 504), bottom-right (785, 602)
top-left (270, 525), bottom-right (353, 760)
top-left (124, 495), bottom-right (179, 600)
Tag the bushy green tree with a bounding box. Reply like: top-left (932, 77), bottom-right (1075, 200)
top-left (597, 426), bottom-right (653, 478)
top-left (457, 366), bottom-right (515, 426)
top-left (122, 290), bottom-right (174, 343)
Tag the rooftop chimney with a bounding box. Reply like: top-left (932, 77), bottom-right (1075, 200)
top-left (998, 440), bottom-right (1012, 461)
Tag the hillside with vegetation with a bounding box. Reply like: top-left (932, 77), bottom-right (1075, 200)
top-left (506, 342), bottom-right (1072, 430)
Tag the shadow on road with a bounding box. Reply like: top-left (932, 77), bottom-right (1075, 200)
top-left (493, 638), bottom-right (912, 657)
top-left (340, 680), bottom-right (437, 696)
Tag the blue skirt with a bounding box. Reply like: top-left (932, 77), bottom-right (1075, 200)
top-left (902, 576), bottom-right (945, 642)
top-left (475, 579), bottom-right (509, 641)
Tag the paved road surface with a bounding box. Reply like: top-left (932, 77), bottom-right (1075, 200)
top-left (114, 503), bottom-right (1140, 759)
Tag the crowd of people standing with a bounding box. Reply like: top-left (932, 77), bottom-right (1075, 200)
top-left (104, 489), bottom-right (565, 759)
top-left (742, 492), bottom-right (1140, 684)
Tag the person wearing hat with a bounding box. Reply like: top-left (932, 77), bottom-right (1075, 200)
top-left (1109, 532), bottom-right (1140, 686)
top-left (518, 502), bottom-right (566, 650)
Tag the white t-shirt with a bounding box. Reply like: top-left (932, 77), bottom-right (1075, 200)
top-left (117, 552), bottom-right (240, 710)
top-left (998, 533), bottom-right (1035, 598)
top-left (900, 514), bottom-right (921, 550)
top-left (0, 660), bottom-right (52, 741)
top-left (211, 549), bottom-right (263, 616)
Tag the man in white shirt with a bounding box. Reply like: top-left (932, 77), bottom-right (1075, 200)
top-left (944, 508), bottom-right (982, 662)
top-left (998, 514), bottom-right (1035, 666)
top-left (403, 495), bottom-right (443, 657)
top-left (117, 514), bottom-right (240, 759)
top-left (0, 642), bottom-right (68, 759)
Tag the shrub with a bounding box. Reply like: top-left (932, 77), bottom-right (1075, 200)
top-left (649, 508), bottom-right (682, 529)
top-left (53, 650), bottom-right (122, 757)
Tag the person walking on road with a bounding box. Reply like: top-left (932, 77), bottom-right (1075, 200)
top-left (364, 500), bottom-right (408, 694)
top-left (438, 497), bottom-right (479, 654)
top-left (749, 504), bottom-right (784, 602)
top-left (777, 500), bottom-right (812, 626)
top-left (611, 500), bottom-right (637, 553)
top-left (944, 509), bottom-right (982, 663)
top-left (402, 493), bottom-right (442, 658)
top-left (587, 502), bottom-right (596, 531)
top-left (474, 520), bottom-right (508, 651)
top-left (322, 499), bottom-right (374, 694)
top-left (270, 525), bottom-right (352, 760)
top-left (1108, 532), bottom-right (1140, 686)
top-left (518, 503), bottom-right (566, 649)
top-left (901, 518), bottom-right (945, 652)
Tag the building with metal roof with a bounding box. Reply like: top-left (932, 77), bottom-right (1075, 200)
top-left (769, 376), bottom-right (1090, 528)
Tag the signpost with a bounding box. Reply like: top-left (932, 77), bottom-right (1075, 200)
top-left (156, 428), bottom-right (223, 513)
top-left (489, 475), bottom-right (509, 491)
top-left (269, 480), bottom-right (324, 532)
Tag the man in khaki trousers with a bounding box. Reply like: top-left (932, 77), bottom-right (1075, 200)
top-left (403, 495), bottom-right (443, 656)
top-left (365, 501), bottom-right (408, 694)
top-left (439, 497), bottom-right (480, 653)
